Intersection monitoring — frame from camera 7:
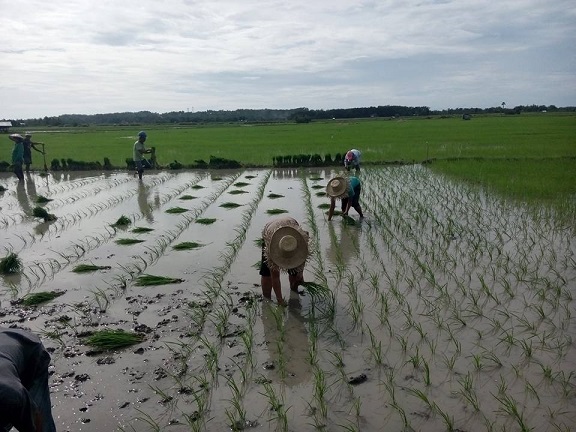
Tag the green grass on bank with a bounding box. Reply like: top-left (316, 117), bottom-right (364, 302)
top-left (7, 113), bottom-right (576, 168)
top-left (428, 158), bottom-right (576, 203)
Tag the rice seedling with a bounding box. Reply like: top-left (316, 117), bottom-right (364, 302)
top-left (72, 264), bottom-right (112, 273)
top-left (135, 274), bottom-right (185, 286)
top-left (35, 195), bottom-right (53, 203)
top-left (131, 227), bottom-right (154, 233)
top-left (266, 208), bottom-right (288, 215)
top-left (115, 238), bottom-right (145, 245)
top-left (0, 252), bottom-right (22, 274)
top-left (196, 218), bottom-right (217, 225)
top-left (20, 290), bottom-right (65, 306)
top-left (83, 329), bottom-right (144, 350)
top-left (32, 206), bottom-right (57, 222)
top-left (267, 193), bottom-right (284, 199)
top-left (111, 215), bottom-right (131, 227)
top-left (179, 194), bottom-right (197, 200)
top-left (172, 241), bottom-right (204, 250)
top-left (166, 206), bottom-right (188, 214)
top-left (219, 202), bottom-right (242, 209)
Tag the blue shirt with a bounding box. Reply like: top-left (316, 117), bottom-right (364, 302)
top-left (348, 177), bottom-right (360, 198)
top-left (12, 142), bottom-right (24, 164)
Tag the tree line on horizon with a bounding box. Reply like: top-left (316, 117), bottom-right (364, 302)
top-left (5, 104), bottom-right (574, 127)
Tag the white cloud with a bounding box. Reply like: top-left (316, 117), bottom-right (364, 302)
top-left (1, 0), bottom-right (575, 118)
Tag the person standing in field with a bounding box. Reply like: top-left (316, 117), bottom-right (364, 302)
top-left (23, 133), bottom-right (45, 173)
top-left (343, 149), bottom-right (361, 172)
top-left (133, 130), bottom-right (152, 180)
top-left (260, 216), bottom-right (310, 306)
top-left (9, 134), bottom-right (25, 181)
top-left (326, 175), bottom-right (364, 220)
top-left (0, 327), bottom-right (57, 432)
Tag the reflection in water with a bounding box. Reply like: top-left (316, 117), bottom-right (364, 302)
top-left (261, 293), bottom-right (312, 387)
top-left (137, 181), bottom-right (154, 223)
top-left (326, 220), bottom-right (361, 267)
top-left (16, 182), bottom-right (32, 215)
top-left (25, 173), bottom-right (37, 199)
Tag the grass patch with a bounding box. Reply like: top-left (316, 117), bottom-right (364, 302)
top-left (72, 264), bottom-right (112, 273)
top-left (111, 215), bottom-right (131, 227)
top-left (166, 207), bottom-right (188, 214)
top-left (179, 195), bottom-right (197, 200)
top-left (173, 242), bottom-right (203, 250)
top-left (35, 195), bottom-right (53, 203)
top-left (429, 158), bottom-right (576, 202)
top-left (131, 227), bottom-right (154, 233)
top-left (21, 290), bottom-right (65, 306)
top-left (219, 202), bottom-right (242, 209)
top-left (267, 193), bottom-right (284, 199)
top-left (115, 238), bottom-right (145, 245)
top-left (196, 218), bottom-right (217, 225)
top-left (135, 274), bottom-right (185, 286)
top-left (32, 206), bottom-right (57, 222)
top-left (0, 253), bottom-right (22, 274)
top-left (228, 189), bottom-right (248, 195)
top-left (266, 208), bottom-right (288, 215)
top-left (83, 329), bottom-right (144, 350)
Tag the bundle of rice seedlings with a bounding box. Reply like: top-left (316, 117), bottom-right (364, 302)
top-left (111, 215), bottom-right (131, 227)
top-left (301, 282), bottom-right (330, 298)
top-left (212, 176), bottom-right (223, 181)
top-left (234, 182), bottom-right (250, 187)
top-left (316, 192), bottom-right (327, 197)
top-left (191, 185), bottom-right (205, 189)
top-left (72, 264), bottom-right (112, 273)
top-left (267, 193), bottom-right (284, 199)
top-left (317, 203), bottom-right (330, 209)
top-left (131, 227), bottom-right (154, 233)
top-left (228, 190), bottom-right (248, 195)
top-left (35, 195), bottom-right (53, 203)
top-left (179, 195), bottom-right (197, 200)
top-left (220, 202), bottom-right (242, 209)
top-left (0, 253), bottom-right (22, 274)
top-left (172, 242), bottom-right (203, 250)
top-left (115, 238), bottom-right (145, 245)
top-left (196, 218), bottom-right (217, 225)
top-left (254, 237), bottom-right (264, 247)
top-left (21, 290), bottom-right (65, 306)
top-left (253, 260), bottom-right (261, 269)
top-left (342, 215), bottom-right (356, 225)
top-left (32, 206), bottom-right (57, 222)
top-left (266, 208), bottom-right (288, 215)
top-left (83, 329), bottom-right (144, 350)
top-left (310, 176), bottom-right (323, 181)
top-left (311, 185), bottom-right (324, 190)
top-left (245, 175), bottom-right (256, 179)
top-left (0, 185), bottom-right (7, 192)
top-left (166, 207), bottom-right (188, 214)
top-left (135, 274), bottom-right (184, 286)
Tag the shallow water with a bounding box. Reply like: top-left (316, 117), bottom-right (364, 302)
top-left (1, 167), bottom-right (575, 431)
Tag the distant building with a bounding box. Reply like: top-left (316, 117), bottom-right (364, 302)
top-left (0, 121), bottom-right (12, 133)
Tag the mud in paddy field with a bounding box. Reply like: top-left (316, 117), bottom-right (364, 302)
top-left (0, 167), bottom-right (575, 432)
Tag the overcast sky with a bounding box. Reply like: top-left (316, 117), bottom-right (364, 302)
top-left (2, 0), bottom-right (575, 119)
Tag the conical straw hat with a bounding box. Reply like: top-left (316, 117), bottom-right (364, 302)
top-left (326, 176), bottom-right (349, 199)
top-left (266, 225), bottom-right (309, 271)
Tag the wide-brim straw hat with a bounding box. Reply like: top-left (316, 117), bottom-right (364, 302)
top-left (9, 134), bottom-right (24, 142)
top-left (265, 225), bottom-right (309, 271)
top-left (326, 176), bottom-right (349, 199)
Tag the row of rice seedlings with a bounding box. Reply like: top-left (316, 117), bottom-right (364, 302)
top-left (362, 166), bottom-right (575, 430)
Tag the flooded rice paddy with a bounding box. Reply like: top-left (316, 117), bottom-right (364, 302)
top-left (0, 166), bottom-right (574, 432)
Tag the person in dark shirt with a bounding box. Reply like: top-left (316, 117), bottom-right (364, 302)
top-left (0, 327), bottom-right (56, 432)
